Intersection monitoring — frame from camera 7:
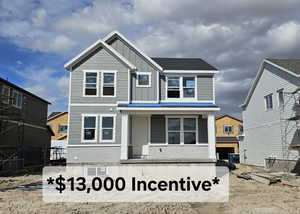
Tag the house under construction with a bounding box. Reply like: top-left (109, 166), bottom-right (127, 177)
top-left (240, 59), bottom-right (300, 172)
top-left (0, 77), bottom-right (53, 172)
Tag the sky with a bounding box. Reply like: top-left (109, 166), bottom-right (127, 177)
top-left (1, 0), bottom-right (300, 118)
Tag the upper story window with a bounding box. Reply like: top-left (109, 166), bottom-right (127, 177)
top-left (12, 90), bottom-right (22, 108)
top-left (277, 89), bottom-right (284, 107)
top-left (264, 94), bottom-right (273, 110)
top-left (239, 125), bottom-right (243, 134)
top-left (84, 72), bottom-right (98, 96)
top-left (136, 72), bottom-right (151, 87)
top-left (101, 72), bottom-right (116, 97)
top-left (224, 125), bottom-right (233, 134)
top-left (1, 85), bottom-right (10, 104)
top-left (58, 125), bottom-right (68, 134)
top-left (167, 76), bottom-right (196, 99)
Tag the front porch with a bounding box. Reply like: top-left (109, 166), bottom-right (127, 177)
top-left (119, 105), bottom-right (218, 162)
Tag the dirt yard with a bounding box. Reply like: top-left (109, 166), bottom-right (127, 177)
top-left (0, 165), bottom-right (300, 214)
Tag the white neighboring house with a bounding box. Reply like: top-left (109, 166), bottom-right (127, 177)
top-left (240, 59), bottom-right (300, 169)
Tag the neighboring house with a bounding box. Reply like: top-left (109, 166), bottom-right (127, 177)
top-left (65, 31), bottom-right (220, 164)
top-left (240, 59), bottom-right (300, 169)
top-left (215, 114), bottom-right (243, 160)
top-left (0, 77), bottom-right (53, 169)
top-left (47, 111), bottom-right (68, 160)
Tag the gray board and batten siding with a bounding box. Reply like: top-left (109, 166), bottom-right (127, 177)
top-left (107, 37), bottom-right (158, 101)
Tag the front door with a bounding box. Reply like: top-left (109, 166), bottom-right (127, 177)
top-left (131, 116), bottom-right (149, 158)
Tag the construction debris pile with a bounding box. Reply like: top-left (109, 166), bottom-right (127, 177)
top-left (236, 171), bottom-right (300, 187)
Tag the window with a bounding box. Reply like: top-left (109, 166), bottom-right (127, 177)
top-left (82, 115), bottom-right (97, 142)
top-left (224, 125), bottom-right (233, 134)
top-left (167, 117), bottom-right (197, 144)
top-left (239, 125), bottom-right (243, 134)
top-left (1, 85), bottom-right (10, 104)
top-left (58, 125), bottom-right (68, 133)
top-left (167, 77), bottom-right (180, 98)
top-left (12, 90), bottom-right (22, 108)
top-left (136, 72), bottom-right (151, 87)
top-left (264, 94), bottom-right (273, 110)
top-left (102, 72), bottom-right (116, 97)
top-left (100, 115), bottom-right (115, 142)
top-left (167, 76), bottom-right (196, 99)
top-left (278, 89), bottom-right (284, 107)
top-left (84, 72), bottom-right (98, 96)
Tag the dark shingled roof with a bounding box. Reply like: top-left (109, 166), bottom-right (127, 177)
top-left (151, 58), bottom-right (217, 70)
top-left (48, 112), bottom-right (62, 119)
top-left (267, 59), bottom-right (300, 75)
top-left (216, 137), bottom-right (239, 142)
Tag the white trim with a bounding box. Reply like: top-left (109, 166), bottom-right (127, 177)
top-left (103, 31), bottom-right (163, 71)
top-left (83, 70), bottom-right (99, 97)
top-left (128, 69), bottom-right (131, 102)
top-left (100, 70), bottom-right (117, 98)
top-left (164, 70), bottom-right (218, 74)
top-left (64, 40), bottom-right (136, 70)
top-left (81, 114), bottom-right (98, 143)
top-left (212, 76), bottom-right (215, 104)
top-left (156, 71), bottom-right (160, 102)
top-left (241, 59), bottom-right (300, 109)
top-left (148, 115), bottom-right (151, 144)
top-left (118, 107), bottom-right (220, 111)
top-left (120, 113), bottom-right (129, 160)
top-left (160, 100), bottom-right (214, 103)
top-left (165, 115), bottom-right (199, 145)
top-left (68, 144), bottom-right (121, 147)
top-left (67, 70), bottom-right (72, 145)
top-left (165, 76), bottom-right (197, 101)
top-left (99, 114), bottom-right (116, 143)
top-left (70, 103), bottom-right (117, 107)
top-left (207, 113), bottom-right (216, 159)
top-left (131, 100), bottom-right (159, 103)
top-left (148, 143), bottom-right (208, 147)
top-left (136, 72), bottom-right (151, 88)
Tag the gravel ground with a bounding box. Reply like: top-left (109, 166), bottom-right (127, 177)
top-left (0, 165), bottom-right (299, 214)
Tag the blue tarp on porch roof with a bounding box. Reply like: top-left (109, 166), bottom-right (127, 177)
top-left (118, 103), bottom-right (218, 107)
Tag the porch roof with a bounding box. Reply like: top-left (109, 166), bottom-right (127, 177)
top-left (118, 103), bottom-right (218, 108)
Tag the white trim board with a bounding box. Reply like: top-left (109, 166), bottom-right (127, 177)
top-left (68, 144), bottom-right (121, 147)
top-left (241, 59), bottom-right (300, 109)
top-left (164, 70), bottom-right (218, 74)
top-left (117, 107), bottom-right (220, 111)
top-left (64, 39), bottom-right (136, 70)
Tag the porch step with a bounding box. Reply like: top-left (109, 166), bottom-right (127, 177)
top-left (120, 158), bottom-right (216, 164)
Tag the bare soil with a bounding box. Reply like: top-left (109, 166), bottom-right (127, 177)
top-left (0, 165), bottom-right (300, 214)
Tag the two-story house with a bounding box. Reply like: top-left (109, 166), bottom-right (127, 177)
top-left (47, 111), bottom-right (68, 160)
top-left (65, 31), bottom-right (219, 164)
top-left (0, 77), bottom-right (53, 169)
top-left (215, 114), bottom-right (243, 160)
top-left (240, 59), bottom-right (300, 171)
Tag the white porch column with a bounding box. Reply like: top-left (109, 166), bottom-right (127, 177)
top-left (207, 113), bottom-right (216, 160)
top-left (121, 113), bottom-right (129, 160)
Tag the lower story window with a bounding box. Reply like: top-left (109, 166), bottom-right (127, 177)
top-left (82, 115), bottom-right (97, 141)
top-left (101, 116), bottom-right (115, 142)
top-left (167, 117), bottom-right (197, 144)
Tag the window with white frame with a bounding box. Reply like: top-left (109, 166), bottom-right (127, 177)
top-left (82, 115), bottom-right (97, 142)
top-left (100, 115), bottom-right (115, 142)
top-left (167, 76), bottom-right (196, 99)
top-left (58, 125), bottom-right (68, 133)
top-left (264, 94), bottom-right (273, 110)
top-left (136, 72), bottom-right (151, 87)
top-left (12, 90), bottom-right (22, 108)
top-left (102, 72), bottom-right (116, 97)
top-left (1, 85), bottom-right (10, 104)
top-left (224, 125), bottom-right (233, 134)
top-left (167, 117), bottom-right (197, 144)
top-left (84, 72), bottom-right (98, 96)
top-left (277, 89), bottom-right (284, 107)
